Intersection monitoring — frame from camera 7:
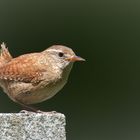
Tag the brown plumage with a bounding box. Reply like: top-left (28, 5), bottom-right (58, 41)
top-left (0, 43), bottom-right (85, 111)
top-left (0, 53), bottom-right (45, 83)
top-left (0, 43), bottom-right (12, 66)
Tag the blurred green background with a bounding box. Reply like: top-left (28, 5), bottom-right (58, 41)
top-left (0, 0), bottom-right (140, 140)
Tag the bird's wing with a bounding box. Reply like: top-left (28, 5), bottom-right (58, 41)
top-left (0, 53), bottom-right (46, 84)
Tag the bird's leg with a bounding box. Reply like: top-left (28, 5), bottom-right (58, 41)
top-left (16, 100), bottom-right (39, 112)
top-left (17, 101), bottom-right (57, 114)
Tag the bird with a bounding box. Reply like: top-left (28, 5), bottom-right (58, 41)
top-left (0, 43), bottom-right (85, 111)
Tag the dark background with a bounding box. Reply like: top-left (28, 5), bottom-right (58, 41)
top-left (0, 0), bottom-right (140, 140)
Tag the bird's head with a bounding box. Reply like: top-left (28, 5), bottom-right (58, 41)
top-left (44, 45), bottom-right (85, 70)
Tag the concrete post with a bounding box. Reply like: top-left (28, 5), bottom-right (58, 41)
top-left (0, 111), bottom-right (66, 140)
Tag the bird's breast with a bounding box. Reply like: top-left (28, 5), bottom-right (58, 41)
top-left (20, 77), bottom-right (67, 104)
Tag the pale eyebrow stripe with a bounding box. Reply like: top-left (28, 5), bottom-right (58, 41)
top-left (46, 49), bottom-right (61, 52)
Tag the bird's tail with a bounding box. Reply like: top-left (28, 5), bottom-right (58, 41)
top-left (0, 42), bottom-right (13, 67)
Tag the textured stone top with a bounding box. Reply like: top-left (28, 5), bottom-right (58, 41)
top-left (0, 111), bottom-right (66, 140)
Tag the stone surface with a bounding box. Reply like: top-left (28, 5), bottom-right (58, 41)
top-left (0, 111), bottom-right (66, 140)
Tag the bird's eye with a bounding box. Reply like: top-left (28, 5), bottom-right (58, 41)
top-left (58, 52), bottom-right (64, 57)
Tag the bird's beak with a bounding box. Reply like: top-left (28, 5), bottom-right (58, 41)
top-left (66, 55), bottom-right (85, 62)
